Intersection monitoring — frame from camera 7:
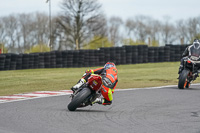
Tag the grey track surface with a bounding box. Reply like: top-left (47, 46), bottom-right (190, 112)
top-left (0, 85), bottom-right (200, 133)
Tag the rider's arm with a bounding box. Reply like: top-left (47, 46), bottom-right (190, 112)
top-left (86, 67), bottom-right (104, 75)
top-left (111, 79), bottom-right (118, 93)
top-left (182, 47), bottom-right (189, 57)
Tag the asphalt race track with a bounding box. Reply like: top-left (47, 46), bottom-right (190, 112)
top-left (0, 85), bottom-right (200, 133)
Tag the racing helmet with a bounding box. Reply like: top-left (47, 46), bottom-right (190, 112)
top-left (104, 62), bottom-right (116, 69)
top-left (193, 39), bottom-right (200, 49)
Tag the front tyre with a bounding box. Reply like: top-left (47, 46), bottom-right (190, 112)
top-left (68, 87), bottom-right (91, 111)
top-left (178, 69), bottom-right (190, 89)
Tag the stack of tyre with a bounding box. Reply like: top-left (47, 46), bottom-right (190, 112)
top-left (148, 47), bottom-right (155, 63)
top-left (4, 54), bottom-right (11, 70)
top-left (10, 54), bottom-right (18, 70)
top-left (72, 50), bottom-right (79, 67)
top-left (174, 45), bottom-right (182, 61)
top-left (22, 54), bottom-right (29, 69)
top-left (98, 48), bottom-right (106, 66)
top-left (137, 45), bottom-right (148, 63)
top-left (0, 54), bottom-right (5, 71)
top-left (132, 46), bottom-right (138, 64)
top-left (138, 45), bottom-right (144, 63)
top-left (49, 51), bottom-right (56, 68)
top-left (62, 51), bottom-right (68, 68)
top-left (38, 53), bottom-right (45, 68)
top-left (66, 51), bottom-right (74, 68)
top-left (124, 46), bottom-right (133, 64)
top-left (99, 47), bottom-right (111, 64)
top-left (16, 54), bottom-right (23, 70)
top-left (88, 50), bottom-right (96, 67)
top-left (1, 44), bottom-right (193, 71)
top-left (44, 52), bottom-right (51, 68)
top-left (78, 50), bottom-right (85, 67)
top-left (164, 46), bottom-right (170, 62)
top-left (116, 47), bottom-right (126, 65)
top-left (28, 54), bottom-right (34, 69)
top-left (34, 54), bottom-right (39, 69)
top-left (93, 50), bottom-right (100, 66)
top-left (158, 47), bottom-right (165, 62)
top-left (81, 50), bottom-right (88, 67)
top-left (109, 47), bottom-right (116, 64)
top-left (55, 51), bottom-right (63, 68)
top-left (154, 47), bottom-right (159, 62)
top-left (166, 45), bottom-right (176, 62)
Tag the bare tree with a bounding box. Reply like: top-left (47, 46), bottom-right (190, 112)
top-left (0, 18), bottom-right (7, 45)
top-left (17, 13), bottom-right (35, 52)
top-left (147, 19), bottom-right (161, 44)
top-left (160, 17), bottom-right (177, 44)
top-left (125, 15), bottom-right (153, 43)
top-left (33, 12), bottom-right (49, 45)
top-left (187, 17), bottom-right (199, 39)
top-left (108, 16), bottom-right (123, 46)
top-left (125, 18), bottom-right (137, 40)
top-left (176, 20), bottom-right (189, 43)
top-left (57, 0), bottom-right (106, 50)
top-left (2, 15), bottom-right (20, 53)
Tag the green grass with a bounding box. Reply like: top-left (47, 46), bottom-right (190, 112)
top-left (0, 62), bottom-right (199, 96)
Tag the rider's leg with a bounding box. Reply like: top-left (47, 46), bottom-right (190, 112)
top-left (71, 73), bottom-right (91, 91)
top-left (178, 57), bottom-right (185, 74)
top-left (93, 85), bottom-right (113, 105)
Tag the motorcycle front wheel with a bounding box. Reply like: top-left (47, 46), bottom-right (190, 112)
top-left (68, 87), bottom-right (91, 111)
top-left (178, 69), bottom-right (190, 89)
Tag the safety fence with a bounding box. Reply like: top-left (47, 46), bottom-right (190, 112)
top-left (0, 44), bottom-right (188, 71)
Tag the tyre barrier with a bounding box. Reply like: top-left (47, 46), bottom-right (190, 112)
top-left (0, 44), bottom-right (190, 71)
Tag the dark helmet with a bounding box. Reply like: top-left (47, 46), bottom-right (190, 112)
top-left (104, 62), bottom-right (116, 69)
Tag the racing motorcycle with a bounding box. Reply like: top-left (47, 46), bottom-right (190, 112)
top-left (68, 74), bottom-right (103, 111)
top-left (178, 56), bottom-right (200, 89)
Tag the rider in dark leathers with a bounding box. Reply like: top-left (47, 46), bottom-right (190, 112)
top-left (178, 39), bottom-right (200, 74)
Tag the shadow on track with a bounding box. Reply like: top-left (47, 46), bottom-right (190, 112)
top-left (69, 109), bottom-right (108, 113)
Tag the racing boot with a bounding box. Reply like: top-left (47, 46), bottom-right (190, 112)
top-left (92, 98), bottom-right (112, 105)
top-left (71, 78), bottom-right (86, 92)
top-left (92, 98), bottom-right (104, 104)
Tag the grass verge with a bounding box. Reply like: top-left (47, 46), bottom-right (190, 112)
top-left (0, 62), bottom-right (199, 96)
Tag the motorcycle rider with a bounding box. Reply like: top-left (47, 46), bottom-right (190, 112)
top-left (71, 62), bottom-right (118, 105)
top-left (178, 39), bottom-right (200, 74)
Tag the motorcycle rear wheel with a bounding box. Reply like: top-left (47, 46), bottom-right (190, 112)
top-left (68, 87), bottom-right (91, 111)
top-left (178, 69), bottom-right (190, 89)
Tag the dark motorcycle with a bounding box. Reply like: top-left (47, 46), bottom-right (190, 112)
top-left (178, 56), bottom-right (200, 89)
top-left (68, 74), bottom-right (103, 111)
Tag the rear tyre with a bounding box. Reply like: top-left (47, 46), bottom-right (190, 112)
top-left (178, 69), bottom-right (190, 89)
top-left (68, 87), bottom-right (91, 111)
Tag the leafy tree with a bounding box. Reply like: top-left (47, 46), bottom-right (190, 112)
top-left (83, 36), bottom-right (113, 49)
top-left (122, 38), bottom-right (146, 45)
top-left (25, 44), bottom-right (50, 53)
top-left (151, 40), bottom-right (159, 47)
top-left (0, 43), bottom-right (8, 53)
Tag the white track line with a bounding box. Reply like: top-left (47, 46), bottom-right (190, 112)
top-left (0, 84), bottom-right (200, 104)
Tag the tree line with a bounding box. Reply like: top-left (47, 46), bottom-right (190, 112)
top-left (0, 0), bottom-right (200, 53)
